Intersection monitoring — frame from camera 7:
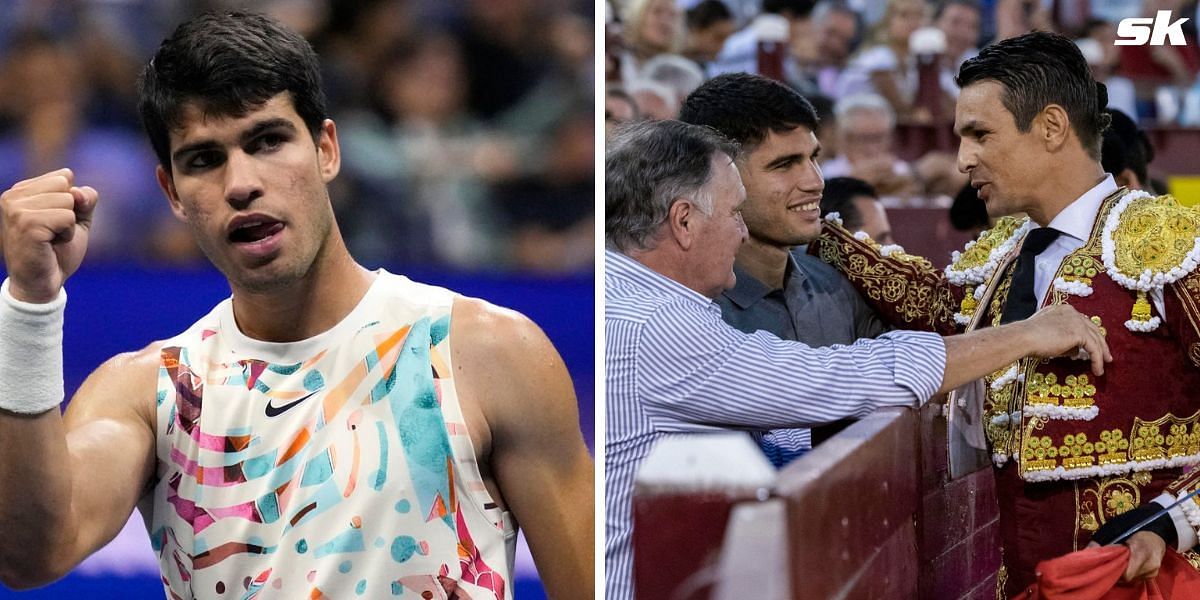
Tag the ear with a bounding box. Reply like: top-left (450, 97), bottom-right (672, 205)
top-left (734, 159), bottom-right (752, 183)
top-left (156, 165), bottom-right (188, 223)
top-left (1038, 104), bottom-right (1070, 151)
top-left (316, 118), bottom-right (341, 183)
top-left (666, 198), bottom-right (698, 250)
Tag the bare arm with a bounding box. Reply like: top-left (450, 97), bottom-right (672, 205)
top-left (0, 347), bottom-right (158, 589)
top-left (0, 168), bottom-right (158, 589)
top-left (451, 298), bottom-right (594, 600)
top-left (936, 304), bottom-right (1112, 395)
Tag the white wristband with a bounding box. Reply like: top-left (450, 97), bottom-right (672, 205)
top-left (0, 278), bottom-right (66, 414)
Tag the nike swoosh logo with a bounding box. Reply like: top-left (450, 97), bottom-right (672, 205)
top-left (264, 390), bottom-right (321, 417)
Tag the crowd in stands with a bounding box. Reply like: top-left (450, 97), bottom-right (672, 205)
top-left (0, 0), bottom-right (593, 274)
top-left (606, 0), bottom-right (1200, 220)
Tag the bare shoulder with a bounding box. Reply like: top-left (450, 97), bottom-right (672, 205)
top-left (449, 296), bottom-right (577, 434)
top-left (448, 300), bottom-right (593, 596)
top-left (450, 295), bottom-right (554, 356)
top-left (63, 342), bottom-right (163, 428)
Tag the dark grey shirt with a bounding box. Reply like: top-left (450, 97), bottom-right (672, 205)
top-left (717, 249), bottom-right (889, 465)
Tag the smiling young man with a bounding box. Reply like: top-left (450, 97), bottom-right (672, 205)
top-left (606, 118), bottom-right (1114, 600)
top-left (679, 73), bottom-right (888, 465)
top-left (811, 32), bottom-right (1200, 596)
top-left (0, 12), bottom-right (592, 599)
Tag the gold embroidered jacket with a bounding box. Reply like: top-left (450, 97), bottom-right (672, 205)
top-left (812, 189), bottom-right (1200, 521)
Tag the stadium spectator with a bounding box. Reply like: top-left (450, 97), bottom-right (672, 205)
top-left (709, 0), bottom-right (816, 81)
top-left (809, 0), bottom-right (863, 97)
top-left (0, 2), bottom-right (594, 274)
top-left (935, 0), bottom-right (981, 72)
top-left (820, 176), bottom-right (895, 244)
top-left (1076, 21), bottom-right (1140, 121)
top-left (619, 0), bottom-right (683, 84)
top-left (822, 93), bottom-right (921, 203)
top-left (337, 34), bottom-right (523, 269)
top-left (627, 78), bottom-right (680, 119)
top-left (993, 0), bottom-right (1053, 41)
top-left (1116, 0), bottom-right (1200, 94)
top-left (606, 87), bottom-right (640, 137)
top-left (837, 0), bottom-right (953, 123)
top-left (640, 53), bottom-right (707, 107)
top-left (683, 0), bottom-right (737, 67)
top-left (0, 30), bottom-right (180, 262)
top-left (1102, 108), bottom-right (1157, 193)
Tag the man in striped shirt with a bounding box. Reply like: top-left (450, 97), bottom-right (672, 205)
top-left (680, 73), bottom-right (891, 466)
top-left (604, 119), bottom-right (1112, 599)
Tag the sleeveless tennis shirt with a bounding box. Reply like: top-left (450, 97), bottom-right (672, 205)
top-left (144, 271), bottom-right (515, 599)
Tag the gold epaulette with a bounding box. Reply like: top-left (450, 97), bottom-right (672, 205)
top-left (1101, 192), bottom-right (1200, 332)
top-left (945, 216), bottom-right (1031, 324)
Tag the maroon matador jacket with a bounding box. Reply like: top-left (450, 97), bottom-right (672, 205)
top-left (809, 188), bottom-right (1200, 597)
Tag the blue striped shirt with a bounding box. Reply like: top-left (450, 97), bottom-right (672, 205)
top-left (604, 249), bottom-right (946, 600)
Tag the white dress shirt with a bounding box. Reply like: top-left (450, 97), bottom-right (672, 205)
top-left (1035, 175), bottom-right (1164, 317)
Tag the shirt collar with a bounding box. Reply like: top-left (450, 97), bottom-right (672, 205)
top-left (1046, 174), bottom-right (1117, 242)
top-left (724, 263), bottom-right (772, 309)
top-left (605, 249), bottom-right (713, 306)
top-left (723, 253), bottom-right (807, 309)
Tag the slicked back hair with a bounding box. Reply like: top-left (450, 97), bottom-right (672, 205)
top-left (956, 31), bottom-right (1109, 160)
top-left (139, 11), bottom-right (328, 172)
top-left (679, 72), bottom-right (819, 150)
top-left (606, 120), bottom-right (740, 253)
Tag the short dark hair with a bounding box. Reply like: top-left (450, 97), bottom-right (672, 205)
top-left (679, 73), bottom-right (819, 149)
top-left (820, 177), bottom-right (877, 230)
top-left (138, 12), bottom-right (328, 171)
top-left (1102, 108), bottom-right (1153, 185)
top-left (687, 0), bottom-right (734, 29)
top-left (956, 31), bottom-right (1110, 160)
top-left (763, 0), bottom-right (816, 17)
top-left (606, 120), bottom-right (740, 252)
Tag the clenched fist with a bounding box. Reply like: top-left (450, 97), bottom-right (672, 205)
top-left (0, 169), bottom-right (98, 303)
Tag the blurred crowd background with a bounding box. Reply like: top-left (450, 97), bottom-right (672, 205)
top-left (0, 0), bottom-right (594, 274)
top-left (0, 3), bottom-right (593, 598)
top-left (606, 0), bottom-right (1200, 251)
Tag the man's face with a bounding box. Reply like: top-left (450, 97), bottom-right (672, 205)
top-left (639, 0), bottom-right (680, 53)
top-left (852, 195), bottom-right (893, 245)
top-left (937, 4), bottom-right (980, 57)
top-left (789, 16), bottom-right (819, 64)
top-left (888, 0), bottom-right (925, 45)
top-left (738, 126), bottom-right (824, 247)
top-left (955, 81), bottom-right (1045, 219)
top-left (157, 93), bottom-right (341, 293)
top-left (818, 11), bottom-right (857, 65)
top-left (691, 19), bottom-right (735, 61)
top-left (690, 154), bottom-right (748, 298)
top-left (839, 110), bottom-right (892, 165)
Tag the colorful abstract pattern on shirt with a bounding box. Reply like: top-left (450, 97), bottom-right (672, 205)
top-left (148, 276), bottom-right (512, 599)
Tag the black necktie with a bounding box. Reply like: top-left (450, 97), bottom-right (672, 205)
top-left (999, 228), bottom-right (1062, 324)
